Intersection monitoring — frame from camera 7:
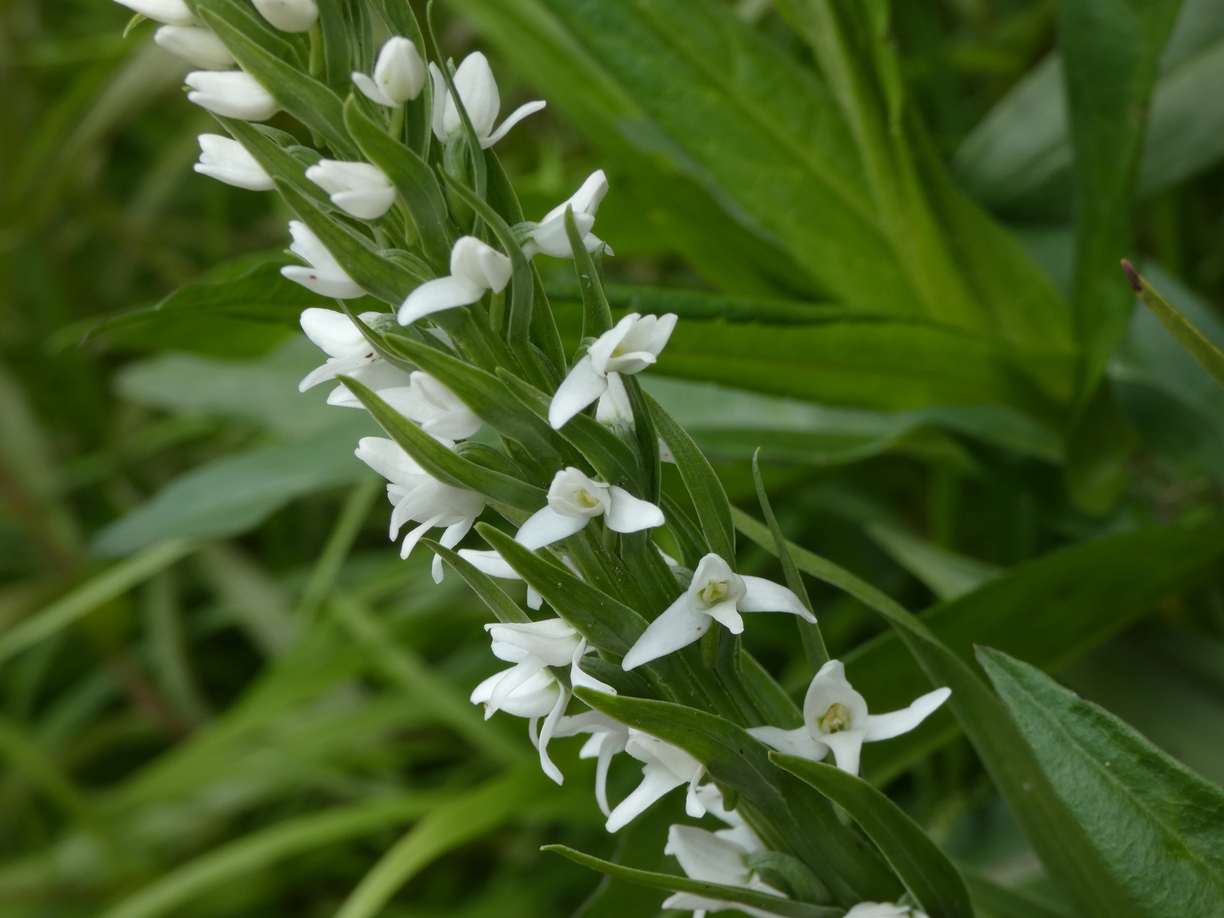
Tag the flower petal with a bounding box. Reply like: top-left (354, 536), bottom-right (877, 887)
top-left (739, 576), bottom-right (816, 622)
top-left (515, 506), bottom-right (590, 551)
top-left (483, 99), bottom-right (547, 147)
top-left (352, 70), bottom-right (395, 106)
top-left (802, 660), bottom-right (870, 735)
top-left (537, 685), bottom-right (569, 785)
top-left (605, 760), bottom-right (687, 832)
top-left (281, 265), bottom-right (366, 299)
top-left (458, 548), bottom-right (520, 580)
top-left (605, 487), bottom-right (665, 534)
top-left (398, 276), bottom-right (485, 324)
top-left (863, 687), bottom-right (951, 742)
top-left (746, 725), bottom-right (829, 762)
top-left (548, 355), bottom-right (608, 429)
top-left (622, 598), bottom-right (711, 671)
top-left (822, 729), bottom-right (868, 776)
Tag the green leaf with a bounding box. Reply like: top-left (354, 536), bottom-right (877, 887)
top-left (574, 689), bottom-right (903, 905)
top-left (543, 845), bottom-right (842, 918)
top-left (979, 648), bottom-right (1224, 918)
top-left (424, 540), bottom-right (532, 625)
top-left (645, 392), bottom-right (735, 562)
top-left (863, 520), bottom-right (1002, 601)
top-left (565, 208), bottom-right (613, 339)
top-left (730, 508), bottom-right (1143, 918)
top-left (960, 868), bottom-right (1072, 918)
top-left (343, 96), bottom-right (452, 271)
top-left (1124, 259), bottom-right (1224, 390)
top-left (339, 375), bottom-right (545, 512)
top-left (772, 756), bottom-right (973, 918)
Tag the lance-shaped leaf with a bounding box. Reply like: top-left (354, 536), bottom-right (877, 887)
top-left (1124, 259), bottom-right (1224, 389)
top-left (574, 688), bottom-right (902, 905)
top-left (197, 7), bottom-right (358, 159)
top-left (730, 509), bottom-right (1142, 918)
top-left (978, 647), bottom-right (1224, 918)
top-left (565, 207), bottom-right (613, 339)
top-left (772, 755), bottom-right (973, 918)
top-left (343, 97), bottom-right (452, 271)
top-left (645, 392), bottom-right (734, 562)
top-left (424, 540), bottom-right (531, 624)
top-left (276, 182), bottom-right (425, 306)
top-left (340, 376), bottom-right (544, 512)
top-left (544, 845), bottom-right (841, 918)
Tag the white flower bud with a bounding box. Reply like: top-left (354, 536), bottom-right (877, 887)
top-left (154, 25), bottom-right (235, 70)
top-left (251, 0), bottom-right (318, 33)
top-left (185, 70), bottom-right (280, 121)
top-left (305, 160), bottom-right (397, 220)
top-left (194, 134), bottom-right (274, 191)
top-left (113, 0), bottom-right (196, 26)
top-left (352, 37), bottom-right (426, 107)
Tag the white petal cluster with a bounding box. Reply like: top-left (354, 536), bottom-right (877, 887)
top-left (306, 160), bottom-right (397, 220)
top-left (399, 236), bottom-right (512, 325)
top-left (429, 52), bottom-right (545, 149)
top-left (281, 221), bottom-right (366, 299)
top-left (748, 660), bottom-right (951, 776)
top-left (549, 313), bottom-right (677, 429)
top-left (186, 69), bottom-right (280, 121)
top-left (297, 308), bottom-right (406, 396)
top-left (605, 730), bottom-right (705, 832)
top-left (515, 467), bottom-right (664, 551)
top-left (114, 0), bottom-right (196, 25)
top-left (663, 824), bottom-right (788, 918)
top-left (522, 171), bottom-right (611, 259)
top-left (623, 553), bottom-right (815, 670)
top-left (194, 134), bottom-right (274, 191)
top-left (252, 0), bottom-right (318, 33)
top-left (354, 37), bottom-right (426, 107)
top-left (355, 437), bottom-right (485, 581)
top-left (154, 25), bottom-right (234, 69)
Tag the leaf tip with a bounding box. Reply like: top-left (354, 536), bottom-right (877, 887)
top-left (1120, 259), bottom-right (1142, 293)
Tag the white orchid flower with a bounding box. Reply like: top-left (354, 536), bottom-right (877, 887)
top-left (305, 160), bottom-right (397, 220)
top-left (353, 37), bottom-right (426, 107)
top-left (281, 221), bottom-right (366, 299)
top-left (457, 549), bottom-right (543, 610)
top-left (298, 307), bottom-right (410, 398)
top-left (845, 904), bottom-right (929, 918)
top-left (515, 467), bottom-right (664, 551)
top-left (549, 313), bottom-right (677, 429)
top-left (595, 372), bottom-right (633, 429)
top-left (694, 784), bottom-right (765, 854)
top-left (748, 660), bottom-right (951, 777)
top-left (342, 370), bottom-right (481, 439)
top-left (185, 70), bottom-right (280, 121)
top-left (623, 554), bottom-right (815, 671)
top-left (471, 667), bottom-right (568, 783)
top-left (661, 825), bottom-right (787, 918)
top-left (355, 437), bottom-right (485, 582)
top-left (114, 0), bottom-right (196, 25)
top-left (251, 0), bottom-right (318, 33)
top-left (154, 26), bottom-right (234, 70)
top-left (398, 236), bottom-right (512, 325)
top-left (193, 134), bottom-right (273, 191)
top-left (553, 711), bottom-right (630, 816)
top-left (522, 171), bottom-right (611, 259)
top-left (428, 52), bottom-right (545, 149)
top-left (606, 729), bottom-right (705, 832)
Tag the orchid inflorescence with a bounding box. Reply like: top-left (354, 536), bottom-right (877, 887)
top-left (119, 1), bottom-right (951, 913)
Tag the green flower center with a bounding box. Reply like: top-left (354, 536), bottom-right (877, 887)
top-left (574, 488), bottom-right (601, 509)
top-left (819, 702), bottom-right (851, 734)
top-left (698, 579), bottom-right (730, 606)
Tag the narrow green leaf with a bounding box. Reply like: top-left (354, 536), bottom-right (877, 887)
top-left (1124, 259), bottom-right (1224, 389)
top-left (645, 392), bottom-right (735, 562)
top-left (772, 755), bottom-right (973, 918)
top-left (978, 647), bottom-right (1224, 918)
top-left (424, 539), bottom-right (532, 624)
top-left (543, 845), bottom-right (841, 918)
top-left (730, 509), bottom-right (1142, 918)
top-left (343, 96), bottom-right (452, 271)
top-left (219, 118), bottom-right (327, 204)
top-left (960, 868), bottom-right (1072, 918)
top-left (565, 207), bottom-right (613, 339)
top-left (339, 375), bottom-right (545, 512)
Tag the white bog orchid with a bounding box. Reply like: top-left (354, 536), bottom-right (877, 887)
top-left (522, 171), bottom-right (611, 259)
top-left (605, 729), bottom-right (705, 832)
top-left (354, 437), bottom-right (485, 581)
top-left (154, 26), bottom-right (235, 70)
top-left (694, 784), bottom-right (765, 853)
top-left (347, 371), bottom-right (481, 439)
top-left (845, 904), bottom-right (930, 918)
top-left (622, 554), bottom-right (815, 671)
top-left (515, 467), bottom-right (664, 551)
top-left (428, 52), bottom-right (545, 149)
top-left (281, 221), bottom-right (367, 299)
top-left (251, 0), bottom-right (318, 33)
top-left (549, 313), bottom-right (677, 429)
top-left (194, 134), bottom-right (274, 191)
top-left (748, 660), bottom-right (951, 776)
top-left (661, 825), bottom-right (788, 918)
top-left (398, 236), bottom-right (512, 325)
top-left (471, 668), bottom-right (567, 781)
top-left (114, 0), bottom-right (196, 25)
top-left (185, 70), bottom-right (280, 121)
top-left (553, 711), bottom-right (630, 816)
top-left (457, 549), bottom-right (543, 610)
top-left (298, 307), bottom-right (411, 397)
top-left (305, 160), bottom-right (397, 220)
top-left (353, 37), bottom-right (425, 107)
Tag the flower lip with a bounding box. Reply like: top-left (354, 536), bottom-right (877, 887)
top-left (194, 134), bottom-right (274, 191)
top-left (185, 70), bottom-right (280, 122)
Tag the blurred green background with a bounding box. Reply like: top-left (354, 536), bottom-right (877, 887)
top-left (1, 0), bottom-right (1223, 915)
